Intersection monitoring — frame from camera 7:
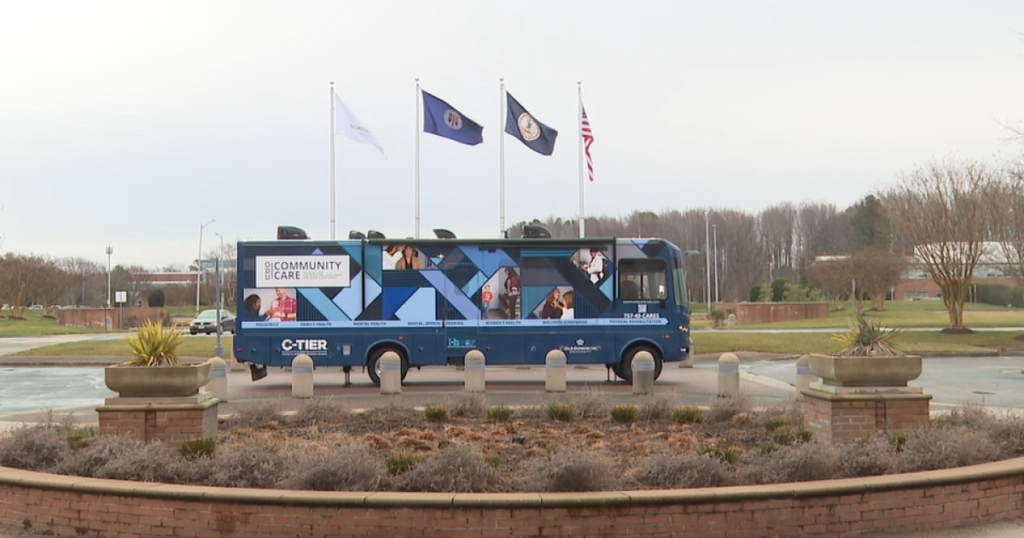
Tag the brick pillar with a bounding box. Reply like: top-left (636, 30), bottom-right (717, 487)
top-left (800, 388), bottom-right (931, 444)
top-left (97, 393), bottom-right (219, 443)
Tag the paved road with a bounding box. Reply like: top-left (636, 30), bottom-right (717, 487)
top-left (4, 334), bottom-right (1024, 538)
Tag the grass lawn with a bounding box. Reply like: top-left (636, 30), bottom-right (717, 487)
top-left (722, 300), bottom-right (1024, 329)
top-left (14, 335), bottom-right (234, 358)
top-left (0, 310), bottom-right (102, 337)
top-left (692, 327), bottom-right (1024, 355)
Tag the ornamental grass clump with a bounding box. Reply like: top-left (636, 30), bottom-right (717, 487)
top-left (123, 320), bottom-right (184, 366)
top-left (831, 312), bottom-right (904, 357)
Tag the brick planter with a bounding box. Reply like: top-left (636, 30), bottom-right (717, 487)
top-left (801, 389), bottom-right (931, 444)
top-left (97, 393), bottom-right (219, 442)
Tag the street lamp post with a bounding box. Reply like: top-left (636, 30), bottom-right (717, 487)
top-left (704, 212), bottom-right (711, 315)
top-left (214, 233), bottom-right (225, 359)
top-left (196, 219), bottom-right (215, 316)
top-left (713, 224), bottom-right (719, 304)
top-left (105, 246), bottom-right (113, 308)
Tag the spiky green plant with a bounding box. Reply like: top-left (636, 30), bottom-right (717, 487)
top-left (123, 320), bottom-right (184, 366)
top-left (831, 312), bottom-right (904, 357)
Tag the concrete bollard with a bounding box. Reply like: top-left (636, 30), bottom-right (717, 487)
top-left (717, 353), bottom-right (740, 397)
top-left (379, 351), bottom-right (402, 395)
top-left (104, 316), bottom-right (112, 332)
top-left (679, 344), bottom-right (694, 368)
top-left (208, 357), bottom-right (228, 402)
top-left (230, 357), bottom-right (246, 371)
top-left (631, 351), bottom-right (655, 395)
top-left (464, 350), bottom-right (486, 392)
top-left (545, 350), bottom-right (567, 393)
top-left (727, 313), bottom-right (737, 329)
top-left (795, 354), bottom-right (818, 398)
top-left (291, 354), bottom-right (314, 399)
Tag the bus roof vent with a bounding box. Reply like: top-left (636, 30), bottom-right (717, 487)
top-left (277, 226), bottom-right (309, 240)
top-left (433, 229), bottom-right (456, 239)
top-left (367, 230), bottom-right (386, 239)
top-left (348, 230), bottom-right (366, 240)
top-left (522, 225), bottom-right (552, 239)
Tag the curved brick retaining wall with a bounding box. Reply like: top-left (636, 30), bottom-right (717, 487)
top-left (2, 457), bottom-right (1024, 538)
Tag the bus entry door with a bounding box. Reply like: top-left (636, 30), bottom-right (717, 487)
top-left (439, 254), bottom-right (481, 365)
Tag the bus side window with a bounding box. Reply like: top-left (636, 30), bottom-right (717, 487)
top-left (620, 278), bottom-right (639, 300)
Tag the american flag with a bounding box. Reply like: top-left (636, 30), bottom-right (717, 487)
top-left (581, 105), bottom-right (595, 182)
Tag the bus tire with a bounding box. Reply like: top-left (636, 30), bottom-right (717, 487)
top-left (618, 345), bottom-right (663, 383)
top-left (367, 347), bottom-right (409, 387)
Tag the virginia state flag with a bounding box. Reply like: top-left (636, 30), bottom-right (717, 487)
top-left (422, 90), bottom-right (484, 146)
top-left (504, 92), bottom-right (558, 156)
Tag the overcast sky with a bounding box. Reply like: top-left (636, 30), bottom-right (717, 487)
top-left (3, 0), bottom-right (1024, 268)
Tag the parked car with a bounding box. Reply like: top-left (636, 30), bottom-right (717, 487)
top-left (26, 305), bottom-right (43, 310)
top-left (189, 309), bottom-right (235, 335)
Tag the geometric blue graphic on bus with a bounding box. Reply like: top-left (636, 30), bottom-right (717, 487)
top-left (521, 286), bottom-right (554, 319)
top-left (437, 247), bottom-right (465, 270)
top-left (521, 248), bottom-right (576, 258)
top-left (458, 246), bottom-right (516, 277)
top-left (299, 288), bottom-right (350, 321)
top-left (383, 287), bottom-right (418, 320)
top-left (461, 271), bottom-right (487, 299)
top-left (332, 271), bottom-right (363, 320)
top-left (363, 274), bottom-right (382, 308)
top-left (364, 245), bottom-right (383, 282)
top-left (395, 288), bottom-right (437, 321)
top-left (382, 270), bottom-right (430, 288)
top-left (341, 243), bottom-right (363, 267)
top-left (312, 248), bottom-right (324, 255)
top-left (430, 257), bottom-right (444, 266)
top-left (600, 276), bottom-right (614, 301)
top-left (641, 241), bottom-right (666, 257)
top-left (420, 270), bottom-right (479, 320)
top-left (631, 239), bottom-right (649, 249)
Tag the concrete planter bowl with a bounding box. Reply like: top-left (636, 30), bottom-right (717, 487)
top-left (104, 362), bottom-right (212, 397)
top-left (808, 354), bottom-right (922, 387)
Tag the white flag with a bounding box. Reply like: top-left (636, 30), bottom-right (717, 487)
top-left (334, 93), bottom-right (386, 157)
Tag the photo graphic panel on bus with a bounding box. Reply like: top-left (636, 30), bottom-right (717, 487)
top-left (256, 255), bottom-right (350, 288)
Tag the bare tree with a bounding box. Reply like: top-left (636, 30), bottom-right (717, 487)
top-left (35, 258), bottom-right (76, 316)
top-left (990, 169), bottom-right (1024, 295)
top-left (881, 160), bottom-right (998, 330)
top-left (0, 254), bottom-right (45, 318)
top-left (848, 248), bottom-right (905, 311)
top-left (808, 257), bottom-right (853, 311)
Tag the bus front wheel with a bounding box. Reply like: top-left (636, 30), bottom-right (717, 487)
top-left (617, 346), bottom-right (663, 383)
top-left (367, 348), bottom-right (409, 386)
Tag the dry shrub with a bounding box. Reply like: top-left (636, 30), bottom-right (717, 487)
top-left (222, 401), bottom-right (284, 430)
top-left (758, 403), bottom-right (803, 428)
top-left (290, 399), bottom-right (349, 427)
top-left (55, 435), bottom-right (143, 477)
top-left (522, 449), bottom-right (619, 492)
top-left (0, 424), bottom-right (70, 471)
top-left (633, 454), bottom-right (732, 489)
top-left (569, 387), bottom-right (608, 418)
top-left (839, 437), bottom-right (900, 478)
top-left (92, 442), bottom-right (184, 483)
top-left (637, 394), bottom-right (676, 421)
top-left (190, 442), bottom-right (286, 488)
top-left (283, 446), bottom-right (387, 491)
top-left (899, 427), bottom-right (1002, 472)
top-left (746, 440), bottom-right (842, 484)
top-left (444, 393), bottom-right (487, 418)
top-left (706, 394), bottom-right (753, 423)
top-left (398, 445), bottom-right (502, 492)
top-left (985, 414), bottom-right (1024, 455)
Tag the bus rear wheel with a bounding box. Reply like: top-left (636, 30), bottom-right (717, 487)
top-left (617, 346), bottom-right (663, 383)
top-left (367, 347), bottom-right (409, 386)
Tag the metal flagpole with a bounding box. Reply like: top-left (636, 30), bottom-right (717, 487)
top-left (415, 78), bottom-right (421, 239)
top-left (499, 78), bottom-right (506, 237)
top-left (578, 81), bottom-right (585, 238)
top-left (330, 82), bottom-right (336, 240)
top-left (705, 211), bottom-right (711, 315)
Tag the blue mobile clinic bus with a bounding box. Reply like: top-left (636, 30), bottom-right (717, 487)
top-left (234, 230), bottom-right (691, 385)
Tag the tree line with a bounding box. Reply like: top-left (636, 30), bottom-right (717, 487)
top-left (3, 159), bottom-right (1023, 329)
top-left (511, 158), bottom-right (1024, 330)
